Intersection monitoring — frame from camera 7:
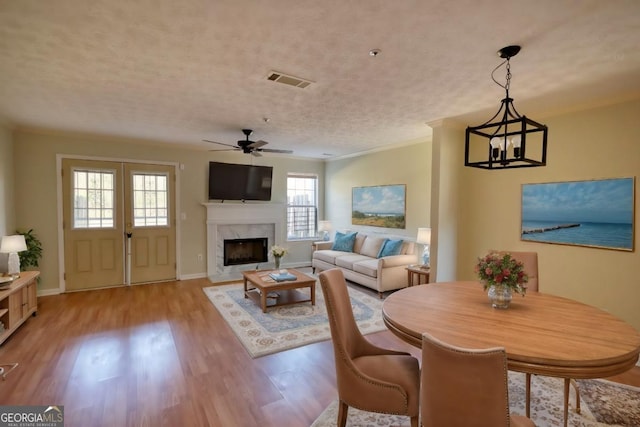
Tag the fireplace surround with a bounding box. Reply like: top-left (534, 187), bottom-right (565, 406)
top-left (204, 203), bottom-right (285, 282)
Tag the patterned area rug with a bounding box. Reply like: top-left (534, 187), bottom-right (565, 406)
top-left (203, 282), bottom-right (385, 358)
top-left (311, 372), bottom-right (640, 427)
top-left (576, 379), bottom-right (640, 426)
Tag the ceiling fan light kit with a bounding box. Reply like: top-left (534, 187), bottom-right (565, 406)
top-left (464, 45), bottom-right (548, 170)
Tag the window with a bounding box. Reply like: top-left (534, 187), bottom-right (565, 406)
top-left (132, 172), bottom-right (169, 227)
top-left (287, 174), bottom-right (318, 239)
top-left (72, 169), bottom-right (115, 229)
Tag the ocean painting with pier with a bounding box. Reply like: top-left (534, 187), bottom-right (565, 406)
top-left (521, 178), bottom-right (634, 250)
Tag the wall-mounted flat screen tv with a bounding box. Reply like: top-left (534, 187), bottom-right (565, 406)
top-left (208, 161), bottom-right (273, 201)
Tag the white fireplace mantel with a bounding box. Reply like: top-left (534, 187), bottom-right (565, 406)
top-left (204, 202), bottom-right (285, 281)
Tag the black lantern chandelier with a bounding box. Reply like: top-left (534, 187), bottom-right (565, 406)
top-left (465, 45), bottom-right (548, 169)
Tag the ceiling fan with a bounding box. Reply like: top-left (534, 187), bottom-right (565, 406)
top-left (204, 129), bottom-right (293, 157)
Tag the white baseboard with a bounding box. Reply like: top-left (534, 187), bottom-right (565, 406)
top-left (37, 288), bottom-right (61, 297)
top-left (179, 272), bottom-right (208, 280)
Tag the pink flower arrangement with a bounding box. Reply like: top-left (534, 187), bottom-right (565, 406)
top-left (475, 251), bottom-right (529, 296)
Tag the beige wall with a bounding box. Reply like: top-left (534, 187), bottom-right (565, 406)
top-left (12, 129), bottom-right (324, 292)
top-left (0, 122), bottom-right (16, 271)
top-left (455, 98), bottom-right (640, 330)
top-left (428, 120), bottom-right (464, 282)
top-left (324, 141), bottom-right (431, 240)
top-left (0, 122), bottom-right (15, 236)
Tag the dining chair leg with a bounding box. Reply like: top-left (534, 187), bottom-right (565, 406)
top-left (337, 400), bottom-right (348, 427)
top-left (571, 378), bottom-right (581, 413)
top-left (563, 378), bottom-right (570, 427)
top-left (410, 415), bottom-right (419, 427)
top-left (525, 372), bottom-right (532, 417)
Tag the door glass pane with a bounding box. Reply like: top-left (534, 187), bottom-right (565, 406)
top-left (132, 173), bottom-right (169, 227)
top-left (72, 169), bottom-right (115, 228)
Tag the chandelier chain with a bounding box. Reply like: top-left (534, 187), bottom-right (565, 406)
top-left (491, 59), bottom-right (510, 91)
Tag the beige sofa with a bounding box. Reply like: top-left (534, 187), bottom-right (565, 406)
top-left (312, 232), bottom-right (418, 297)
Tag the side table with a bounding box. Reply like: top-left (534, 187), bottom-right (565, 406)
top-left (406, 265), bottom-right (430, 286)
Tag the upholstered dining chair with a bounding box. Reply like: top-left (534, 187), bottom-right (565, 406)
top-left (319, 268), bottom-right (420, 427)
top-left (494, 250), bottom-right (580, 418)
top-left (421, 332), bottom-right (536, 427)
top-left (494, 250), bottom-right (539, 292)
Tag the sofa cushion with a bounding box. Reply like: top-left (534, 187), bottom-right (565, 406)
top-left (400, 241), bottom-right (415, 255)
top-left (353, 258), bottom-right (380, 278)
top-left (377, 239), bottom-right (404, 258)
top-left (314, 250), bottom-right (348, 264)
top-left (352, 233), bottom-right (367, 254)
top-left (335, 254), bottom-right (373, 269)
top-left (332, 231), bottom-right (357, 252)
top-left (358, 236), bottom-right (386, 258)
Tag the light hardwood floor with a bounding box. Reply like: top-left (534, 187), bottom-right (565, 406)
top-left (0, 275), bottom-right (637, 427)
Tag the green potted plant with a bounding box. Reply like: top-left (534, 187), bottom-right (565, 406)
top-left (16, 229), bottom-right (43, 271)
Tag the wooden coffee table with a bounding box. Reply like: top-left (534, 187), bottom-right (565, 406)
top-left (242, 269), bottom-right (316, 313)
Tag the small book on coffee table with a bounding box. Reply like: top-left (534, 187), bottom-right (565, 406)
top-left (268, 271), bottom-right (297, 282)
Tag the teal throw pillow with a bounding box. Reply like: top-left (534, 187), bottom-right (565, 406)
top-left (332, 231), bottom-right (357, 252)
top-left (377, 239), bottom-right (403, 258)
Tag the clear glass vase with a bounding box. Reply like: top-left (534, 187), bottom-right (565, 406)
top-left (274, 256), bottom-right (281, 270)
top-left (487, 284), bottom-right (512, 309)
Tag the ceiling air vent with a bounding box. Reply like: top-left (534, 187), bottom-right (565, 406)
top-left (267, 71), bottom-right (313, 89)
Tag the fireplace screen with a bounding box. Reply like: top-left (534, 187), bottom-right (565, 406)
top-left (223, 237), bottom-right (268, 266)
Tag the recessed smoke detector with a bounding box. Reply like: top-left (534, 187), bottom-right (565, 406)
top-left (266, 71), bottom-right (313, 89)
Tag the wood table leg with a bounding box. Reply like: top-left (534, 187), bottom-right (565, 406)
top-left (311, 283), bottom-right (316, 305)
top-left (261, 288), bottom-right (267, 313)
top-left (525, 373), bottom-right (531, 418)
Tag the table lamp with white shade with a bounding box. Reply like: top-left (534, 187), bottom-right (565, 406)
top-left (416, 228), bottom-right (431, 268)
top-left (318, 220), bottom-right (332, 241)
top-left (1, 235), bottom-right (28, 279)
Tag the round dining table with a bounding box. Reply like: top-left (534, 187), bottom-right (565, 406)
top-left (382, 281), bottom-right (640, 426)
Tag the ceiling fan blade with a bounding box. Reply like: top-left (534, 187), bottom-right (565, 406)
top-left (208, 148), bottom-right (240, 152)
top-left (260, 148), bottom-right (293, 154)
top-left (251, 151), bottom-right (263, 157)
top-left (203, 139), bottom-right (238, 148)
top-left (247, 140), bottom-right (268, 149)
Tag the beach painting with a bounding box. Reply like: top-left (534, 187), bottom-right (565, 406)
top-left (521, 177), bottom-right (635, 251)
top-left (352, 184), bottom-right (406, 229)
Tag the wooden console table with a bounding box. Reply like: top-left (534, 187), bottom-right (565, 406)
top-left (0, 271), bottom-right (39, 345)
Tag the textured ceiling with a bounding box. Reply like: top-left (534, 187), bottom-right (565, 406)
top-left (1, 0), bottom-right (639, 158)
